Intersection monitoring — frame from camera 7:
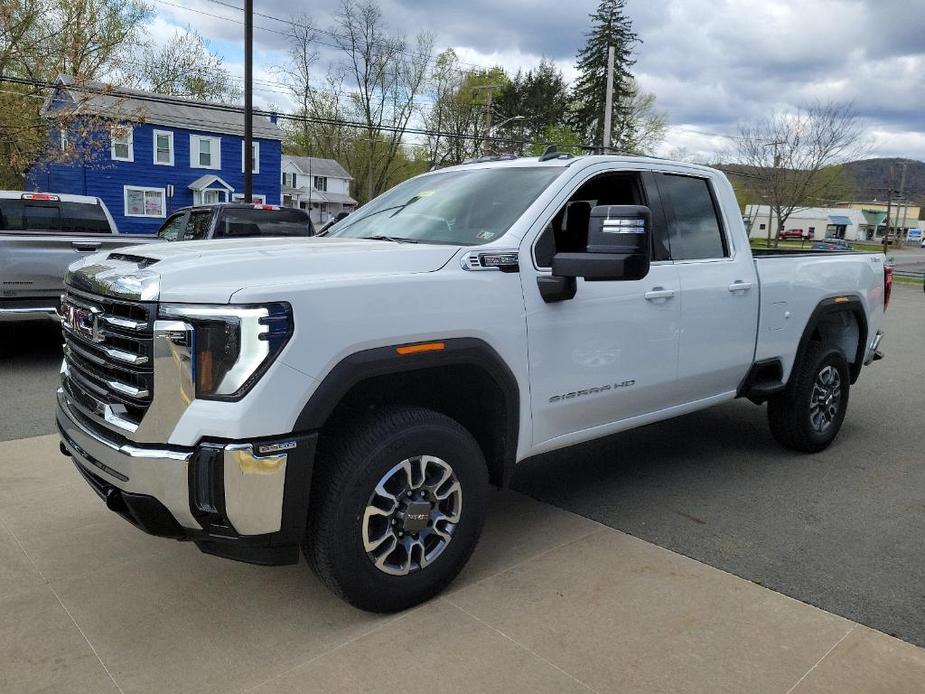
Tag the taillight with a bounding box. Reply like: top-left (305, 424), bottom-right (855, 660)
top-left (22, 192), bottom-right (59, 201)
top-left (884, 265), bottom-right (893, 311)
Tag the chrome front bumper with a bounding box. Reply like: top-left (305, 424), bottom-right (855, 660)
top-left (57, 388), bottom-right (291, 537)
top-left (57, 387), bottom-right (200, 529)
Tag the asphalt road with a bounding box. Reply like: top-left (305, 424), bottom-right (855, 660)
top-left (1, 287), bottom-right (923, 648)
top-left (514, 285), bottom-right (925, 647)
top-left (0, 319), bottom-right (62, 441)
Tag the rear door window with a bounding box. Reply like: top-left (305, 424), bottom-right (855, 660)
top-left (214, 208), bottom-right (313, 239)
top-left (0, 200), bottom-right (112, 234)
top-left (658, 175), bottom-right (727, 260)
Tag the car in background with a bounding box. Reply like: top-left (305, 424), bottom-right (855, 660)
top-left (0, 191), bottom-right (157, 322)
top-left (812, 237), bottom-right (852, 252)
top-left (778, 228), bottom-right (813, 240)
top-left (156, 203), bottom-right (314, 241)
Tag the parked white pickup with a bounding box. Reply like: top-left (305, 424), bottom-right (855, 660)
top-left (55, 154), bottom-right (890, 612)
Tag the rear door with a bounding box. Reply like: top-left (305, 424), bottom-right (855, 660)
top-left (653, 173), bottom-right (759, 401)
top-left (0, 197), bottom-right (119, 301)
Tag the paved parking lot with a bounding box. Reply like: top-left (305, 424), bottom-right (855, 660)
top-left (2, 436), bottom-right (924, 693)
top-left (0, 286), bottom-right (923, 692)
top-left (515, 285), bottom-right (925, 646)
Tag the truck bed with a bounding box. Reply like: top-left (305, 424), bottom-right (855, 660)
top-left (752, 251), bottom-right (886, 382)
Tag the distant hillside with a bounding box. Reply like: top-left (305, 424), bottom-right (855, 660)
top-left (842, 158), bottom-right (925, 205)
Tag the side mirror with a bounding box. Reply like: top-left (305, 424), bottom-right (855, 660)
top-left (551, 205), bottom-right (652, 282)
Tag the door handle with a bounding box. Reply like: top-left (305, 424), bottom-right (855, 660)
top-left (644, 287), bottom-right (676, 301)
top-left (71, 241), bottom-right (101, 252)
top-left (728, 281), bottom-right (753, 293)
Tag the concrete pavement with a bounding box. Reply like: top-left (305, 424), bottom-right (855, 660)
top-left (2, 434), bottom-right (924, 693)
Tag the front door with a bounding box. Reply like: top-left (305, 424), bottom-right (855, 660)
top-left (521, 168), bottom-right (681, 451)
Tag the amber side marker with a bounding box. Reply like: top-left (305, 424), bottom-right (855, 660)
top-left (396, 341), bottom-right (446, 355)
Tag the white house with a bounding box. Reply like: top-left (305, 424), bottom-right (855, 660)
top-left (281, 156), bottom-right (356, 225)
top-left (744, 205), bottom-right (869, 241)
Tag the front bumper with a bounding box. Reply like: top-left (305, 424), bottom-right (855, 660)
top-left (57, 388), bottom-right (316, 565)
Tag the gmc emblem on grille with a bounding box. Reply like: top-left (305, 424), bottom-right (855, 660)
top-left (60, 301), bottom-right (102, 343)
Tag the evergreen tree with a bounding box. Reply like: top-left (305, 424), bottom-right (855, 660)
top-left (569, 0), bottom-right (639, 149)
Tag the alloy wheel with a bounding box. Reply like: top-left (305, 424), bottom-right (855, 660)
top-left (362, 455), bottom-right (463, 576)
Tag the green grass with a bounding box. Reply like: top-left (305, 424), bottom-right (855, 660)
top-left (749, 238), bottom-right (900, 253)
top-left (893, 275), bottom-right (924, 287)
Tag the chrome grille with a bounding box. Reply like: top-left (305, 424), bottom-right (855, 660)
top-left (60, 290), bottom-right (155, 433)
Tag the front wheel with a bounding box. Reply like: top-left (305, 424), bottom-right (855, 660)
top-left (305, 407), bottom-right (489, 612)
top-left (767, 342), bottom-right (850, 453)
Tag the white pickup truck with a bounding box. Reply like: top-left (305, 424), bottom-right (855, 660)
top-left (55, 154), bottom-right (891, 611)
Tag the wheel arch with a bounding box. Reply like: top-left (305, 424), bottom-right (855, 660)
top-left (293, 338), bottom-right (520, 488)
top-left (790, 296), bottom-right (868, 387)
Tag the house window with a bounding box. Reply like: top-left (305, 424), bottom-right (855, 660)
top-left (282, 172), bottom-right (289, 186)
top-left (111, 126), bottom-right (134, 162)
top-left (153, 130), bottom-right (174, 166)
top-left (759, 223), bottom-right (766, 230)
top-left (314, 176), bottom-right (327, 192)
top-left (292, 173), bottom-right (297, 188)
top-left (191, 135), bottom-right (221, 169)
top-left (124, 186), bottom-right (166, 218)
top-left (241, 141), bottom-right (260, 173)
top-left (60, 128), bottom-right (68, 152)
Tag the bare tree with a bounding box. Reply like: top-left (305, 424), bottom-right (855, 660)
top-left (129, 29), bottom-right (240, 101)
top-left (728, 102), bottom-right (866, 246)
top-left (46, 0), bottom-right (152, 80)
top-left (332, 0), bottom-right (432, 202)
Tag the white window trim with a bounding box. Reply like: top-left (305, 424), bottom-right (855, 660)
top-left (124, 185), bottom-right (166, 218)
top-left (60, 128), bottom-right (68, 152)
top-left (242, 141), bottom-right (260, 174)
top-left (111, 126), bottom-right (134, 162)
top-left (190, 135), bottom-right (221, 170)
top-left (153, 129), bottom-right (174, 166)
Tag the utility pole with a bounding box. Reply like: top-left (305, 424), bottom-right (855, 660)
top-left (882, 172), bottom-right (894, 255)
top-left (763, 139), bottom-right (785, 247)
top-left (471, 83), bottom-right (504, 155)
top-left (243, 0), bottom-right (253, 202)
top-left (602, 45), bottom-right (615, 152)
top-left (895, 160), bottom-right (908, 245)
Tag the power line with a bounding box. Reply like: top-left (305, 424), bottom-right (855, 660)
top-left (0, 75), bottom-right (540, 146)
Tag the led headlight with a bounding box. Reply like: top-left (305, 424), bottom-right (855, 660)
top-left (158, 303), bottom-right (292, 400)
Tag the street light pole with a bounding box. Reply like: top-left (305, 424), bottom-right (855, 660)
top-left (243, 0), bottom-right (253, 202)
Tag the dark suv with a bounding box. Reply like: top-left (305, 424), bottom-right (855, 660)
top-left (156, 203), bottom-right (314, 241)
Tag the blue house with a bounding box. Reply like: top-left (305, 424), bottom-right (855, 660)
top-left (28, 76), bottom-right (284, 234)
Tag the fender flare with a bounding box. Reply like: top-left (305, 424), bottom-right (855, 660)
top-left (293, 337), bottom-right (520, 486)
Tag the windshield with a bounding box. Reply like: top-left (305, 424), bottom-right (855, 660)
top-left (214, 208), bottom-right (314, 239)
top-left (327, 166), bottom-right (564, 245)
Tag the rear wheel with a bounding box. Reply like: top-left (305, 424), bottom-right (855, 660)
top-left (305, 407), bottom-right (489, 612)
top-left (767, 342), bottom-right (850, 453)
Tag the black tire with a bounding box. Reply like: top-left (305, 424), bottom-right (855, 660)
top-left (304, 406), bottom-right (489, 612)
top-left (767, 342), bottom-right (850, 453)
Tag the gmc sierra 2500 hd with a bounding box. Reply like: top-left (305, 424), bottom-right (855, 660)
top-left (55, 154), bottom-right (890, 612)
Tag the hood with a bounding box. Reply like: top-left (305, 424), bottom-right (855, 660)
top-left (66, 237), bottom-right (459, 304)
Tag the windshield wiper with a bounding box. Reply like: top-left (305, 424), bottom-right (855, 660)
top-left (361, 234), bottom-right (419, 244)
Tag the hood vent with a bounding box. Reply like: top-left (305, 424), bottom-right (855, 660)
top-left (107, 252), bottom-right (159, 268)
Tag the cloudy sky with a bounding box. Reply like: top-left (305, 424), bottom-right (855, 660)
top-left (146, 0), bottom-right (925, 161)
